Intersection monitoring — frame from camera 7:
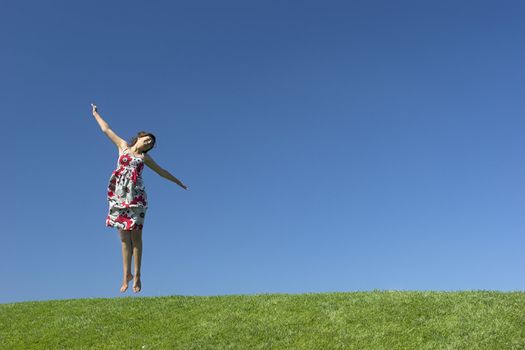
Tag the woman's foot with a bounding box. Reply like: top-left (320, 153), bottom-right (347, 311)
top-left (133, 275), bottom-right (141, 293)
top-left (120, 273), bottom-right (133, 293)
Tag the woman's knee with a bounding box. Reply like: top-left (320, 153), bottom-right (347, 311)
top-left (130, 229), bottom-right (142, 244)
top-left (119, 229), bottom-right (132, 243)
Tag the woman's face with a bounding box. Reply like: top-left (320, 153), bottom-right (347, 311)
top-left (139, 136), bottom-right (154, 152)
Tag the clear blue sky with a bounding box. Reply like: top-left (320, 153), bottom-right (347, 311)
top-left (4, 0), bottom-right (524, 304)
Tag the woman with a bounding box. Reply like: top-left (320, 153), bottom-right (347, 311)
top-left (91, 103), bottom-right (188, 293)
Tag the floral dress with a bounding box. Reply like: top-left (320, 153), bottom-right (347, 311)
top-left (106, 148), bottom-right (148, 231)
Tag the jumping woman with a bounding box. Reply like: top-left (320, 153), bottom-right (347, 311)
top-left (91, 103), bottom-right (188, 293)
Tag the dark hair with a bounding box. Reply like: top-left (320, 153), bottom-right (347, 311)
top-left (128, 131), bottom-right (156, 154)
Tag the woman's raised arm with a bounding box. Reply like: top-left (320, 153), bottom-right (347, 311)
top-left (91, 103), bottom-right (110, 131)
top-left (91, 103), bottom-right (127, 149)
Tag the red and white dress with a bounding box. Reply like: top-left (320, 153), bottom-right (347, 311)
top-left (106, 148), bottom-right (148, 231)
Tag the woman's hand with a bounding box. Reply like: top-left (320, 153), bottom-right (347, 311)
top-left (91, 103), bottom-right (98, 114)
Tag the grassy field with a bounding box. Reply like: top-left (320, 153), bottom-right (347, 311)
top-left (1, 291), bottom-right (524, 349)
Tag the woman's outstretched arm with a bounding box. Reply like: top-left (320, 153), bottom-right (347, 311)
top-left (144, 153), bottom-right (189, 190)
top-left (91, 103), bottom-right (127, 149)
top-left (91, 103), bottom-right (110, 131)
top-left (162, 170), bottom-right (188, 190)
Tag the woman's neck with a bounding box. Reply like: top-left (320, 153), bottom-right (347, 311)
top-left (130, 146), bottom-right (142, 155)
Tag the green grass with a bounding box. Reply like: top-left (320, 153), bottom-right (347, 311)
top-left (1, 291), bottom-right (524, 349)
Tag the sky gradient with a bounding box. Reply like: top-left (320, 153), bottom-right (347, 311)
top-left (3, 0), bottom-right (524, 304)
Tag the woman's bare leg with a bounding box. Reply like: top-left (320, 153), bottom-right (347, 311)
top-left (119, 229), bottom-right (133, 292)
top-left (130, 228), bottom-right (143, 293)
